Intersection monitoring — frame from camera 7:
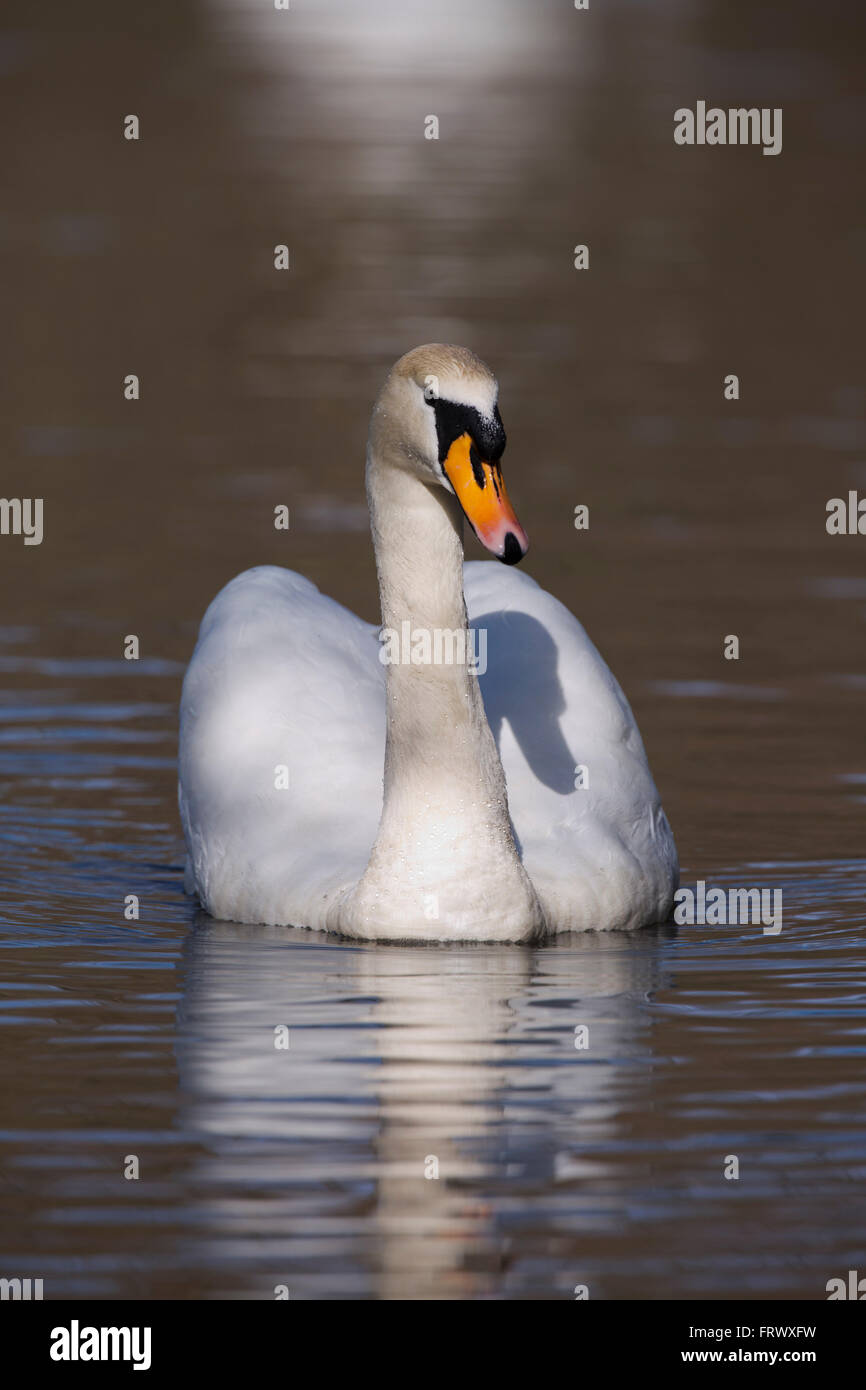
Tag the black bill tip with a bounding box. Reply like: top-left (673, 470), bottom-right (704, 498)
top-left (500, 531), bottom-right (526, 566)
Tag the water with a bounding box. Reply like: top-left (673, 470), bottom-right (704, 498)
top-left (1, 0), bottom-right (864, 1299)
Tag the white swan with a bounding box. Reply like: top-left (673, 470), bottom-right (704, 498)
top-left (179, 345), bottom-right (678, 941)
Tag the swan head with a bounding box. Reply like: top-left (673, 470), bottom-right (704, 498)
top-left (371, 344), bottom-right (529, 565)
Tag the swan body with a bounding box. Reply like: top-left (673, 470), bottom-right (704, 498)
top-left (179, 345), bottom-right (678, 941)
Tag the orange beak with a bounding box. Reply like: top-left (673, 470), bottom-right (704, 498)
top-left (442, 433), bottom-right (529, 565)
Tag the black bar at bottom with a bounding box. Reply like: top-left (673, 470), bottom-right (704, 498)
top-left (4, 1299), bottom-right (861, 1374)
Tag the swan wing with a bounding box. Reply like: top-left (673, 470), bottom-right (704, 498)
top-left (179, 565), bottom-right (385, 926)
top-left (464, 560), bottom-right (678, 930)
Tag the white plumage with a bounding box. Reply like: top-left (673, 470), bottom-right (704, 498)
top-left (179, 346), bottom-right (677, 940)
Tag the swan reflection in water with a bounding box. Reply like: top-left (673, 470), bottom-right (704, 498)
top-left (175, 917), bottom-right (672, 1299)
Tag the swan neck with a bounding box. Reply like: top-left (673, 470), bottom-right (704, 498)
top-left (368, 448), bottom-right (465, 635)
top-left (365, 444), bottom-right (498, 798)
top-left (348, 441), bottom-right (544, 938)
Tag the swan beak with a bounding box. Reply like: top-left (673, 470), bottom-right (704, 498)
top-left (442, 433), bottom-right (529, 565)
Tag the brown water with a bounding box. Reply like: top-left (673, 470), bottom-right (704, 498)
top-left (1, 0), bottom-right (865, 1299)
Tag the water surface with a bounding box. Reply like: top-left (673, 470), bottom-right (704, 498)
top-left (1, 0), bottom-right (864, 1298)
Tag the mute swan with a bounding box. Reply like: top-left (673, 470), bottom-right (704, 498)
top-left (179, 344), bottom-right (678, 941)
